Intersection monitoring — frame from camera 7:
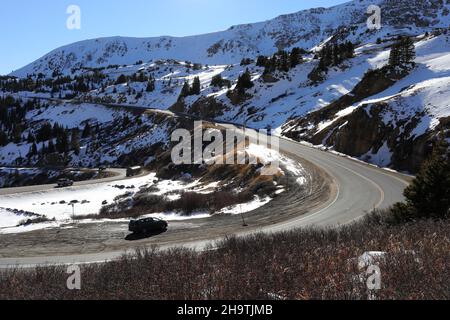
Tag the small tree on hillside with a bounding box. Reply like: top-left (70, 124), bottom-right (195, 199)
top-left (290, 47), bottom-right (303, 68)
top-left (115, 74), bottom-right (128, 85)
top-left (146, 78), bottom-right (155, 92)
top-left (191, 77), bottom-right (201, 95)
top-left (0, 129), bottom-right (8, 146)
top-left (47, 140), bottom-right (56, 154)
top-left (179, 81), bottom-right (191, 100)
top-left (389, 36), bottom-right (416, 70)
top-left (82, 122), bottom-right (91, 139)
top-left (403, 135), bottom-right (450, 219)
top-left (236, 69), bottom-right (254, 95)
top-left (28, 143), bottom-right (38, 157)
top-left (70, 128), bottom-right (80, 156)
top-left (211, 74), bottom-right (224, 87)
top-left (402, 37), bottom-right (416, 65)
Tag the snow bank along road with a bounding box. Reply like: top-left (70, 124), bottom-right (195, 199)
top-left (0, 122), bottom-right (411, 267)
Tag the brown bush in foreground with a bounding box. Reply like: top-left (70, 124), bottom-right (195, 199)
top-left (0, 214), bottom-right (448, 300)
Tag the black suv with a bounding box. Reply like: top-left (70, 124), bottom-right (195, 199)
top-left (57, 178), bottom-right (74, 188)
top-left (129, 218), bottom-right (168, 234)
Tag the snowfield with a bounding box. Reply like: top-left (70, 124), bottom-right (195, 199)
top-left (0, 173), bottom-right (215, 234)
top-left (0, 140), bottom-right (307, 234)
top-left (3, 33), bottom-right (449, 171)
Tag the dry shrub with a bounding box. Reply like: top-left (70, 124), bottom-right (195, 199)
top-left (1, 217), bottom-right (449, 300)
top-left (167, 191), bottom-right (254, 215)
top-left (96, 190), bottom-right (255, 219)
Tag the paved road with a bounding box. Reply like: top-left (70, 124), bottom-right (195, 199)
top-left (268, 137), bottom-right (409, 230)
top-left (0, 129), bottom-right (410, 267)
top-left (0, 168), bottom-right (127, 196)
top-left (222, 126), bottom-right (409, 229)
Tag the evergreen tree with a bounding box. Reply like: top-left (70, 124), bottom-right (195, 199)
top-left (389, 36), bottom-right (416, 69)
top-left (115, 74), bottom-right (128, 85)
top-left (402, 37), bottom-right (416, 65)
top-left (47, 140), bottom-right (56, 154)
top-left (236, 69), bottom-right (254, 95)
top-left (332, 44), bottom-right (340, 66)
top-left (122, 115), bottom-right (131, 129)
top-left (0, 129), bottom-right (8, 146)
top-left (240, 58), bottom-right (253, 66)
top-left (52, 123), bottom-right (62, 137)
top-left (146, 78), bottom-right (155, 92)
top-left (322, 45), bottom-right (333, 68)
top-left (27, 132), bottom-right (35, 144)
top-left (12, 124), bottom-right (22, 144)
top-left (138, 72), bottom-right (146, 82)
top-left (191, 77), bottom-right (201, 95)
top-left (256, 56), bottom-right (268, 68)
top-left (290, 47), bottom-right (303, 68)
top-left (279, 50), bottom-right (290, 72)
top-left (403, 136), bottom-right (450, 219)
top-left (179, 81), bottom-right (191, 99)
top-left (70, 128), bottom-right (80, 155)
top-left (28, 143), bottom-right (37, 157)
top-left (211, 74), bottom-right (224, 87)
top-left (344, 41), bottom-right (355, 59)
top-left (56, 130), bottom-right (69, 154)
top-left (389, 41), bottom-right (401, 67)
top-left (82, 122), bottom-right (91, 139)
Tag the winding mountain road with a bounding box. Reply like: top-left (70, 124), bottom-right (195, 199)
top-left (0, 125), bottom-right (411, 267)
top-left (270, 137), bottom-right (409, 229)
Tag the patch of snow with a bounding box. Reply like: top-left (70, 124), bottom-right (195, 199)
top-left (219, 196), bottom-right (272, 215)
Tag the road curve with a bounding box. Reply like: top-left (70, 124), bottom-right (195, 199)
top-left (0, 129), bottom-right (410, 267)
top-left (265, 137), bottom-right (409, 231)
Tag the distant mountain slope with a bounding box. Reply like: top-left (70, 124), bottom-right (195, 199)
top-left (11, 0), bottom-right (450, 78)
top-left (2, 0), bottom-right (449, 173)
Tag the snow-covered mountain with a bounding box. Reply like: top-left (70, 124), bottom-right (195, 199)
top-left (11, 0), bottom-right (450, 78)
top-left (1, 0), bottom-right (450, 174)
top-left (282, 33), bottom-right (450, 172)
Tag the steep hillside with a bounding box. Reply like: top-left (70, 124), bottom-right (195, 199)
top-left (0, 97), bottom-right (181, 168)
top-left (2, 0), bottom-right (450, 174)
top-left (283, 33), bottom-right (450, 172)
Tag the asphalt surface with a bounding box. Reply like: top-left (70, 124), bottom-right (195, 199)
top-left (0, 129), bottom-right (410, 267)
top-left (268, 137), bottom-right (409, 230)
top-left (0, 168), bottom-right (127, 196)
top-left (222, 126), bottom-right (409, 229)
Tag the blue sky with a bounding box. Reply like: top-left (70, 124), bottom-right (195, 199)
top-left (0, 0), bottom-right (348, 75)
